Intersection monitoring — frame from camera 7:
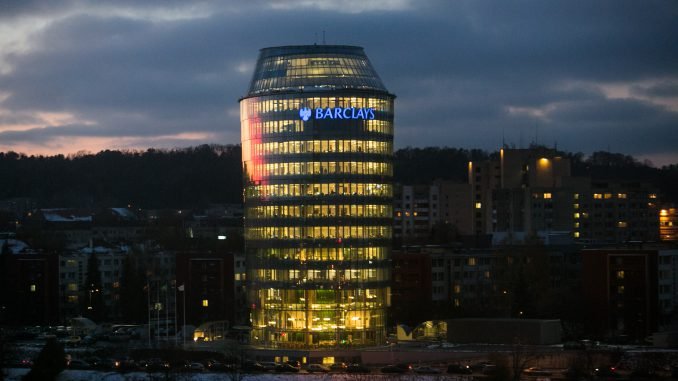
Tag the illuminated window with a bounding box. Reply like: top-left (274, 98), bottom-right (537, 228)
top-left (574, 213), bottom-right (580, 219)
top-left (604, 193), bottom-right (612, 199)
top-left (30, 284), bottom-right (36, 292)
top-left (617, 221), bottom-right (627, 228)
top-left (649, 194), bottom-right (657, 199)
top-left (67, 283), bottom-right (78, 291)
top-left (593, 193), bottom-right (602, 199)
top-left (574, 222), bottom-right (580, 228)
top-left (616, 270), bottom-right (625, 279)
top-left (617, 285), bottom-right (624, 294)
top-left (112, 282), bottom-right (119, 288)
top-left (454, 299), bottom-right (460, 307)
top-left (235, 274), bottom-right (241, 281)
top-left (574, 193), bottom-right (579, 200)
top-left (67, 295), bottom-right (78, 303)
top-left (618, 193), bottom-right (627, 199)
top-left (453, 285), bottom-right (461, 294)
top-left (475, 202), bottom-right (482, 209)
top-left (484, 271), bottom-right (491, 279)
top-left (573, 203), bottom-right (579, 209)
top-left (202, 299), bottom-right (209, 307)
top-left (468, 257), bottom-right (477, 266)
top-left (543, 193), bottom-right (552, 199)
top-left (322, 357), bottom-right (335, 365)
top-left (573, 232), bottom-right (580, 238)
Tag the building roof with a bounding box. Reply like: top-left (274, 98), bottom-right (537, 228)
top-left (244, 44), bottom-right (391, 98)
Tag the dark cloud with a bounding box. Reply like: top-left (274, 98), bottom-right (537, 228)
top-left (0, 0), bottom-right (677, 163)
top-left (633, 82), bottom-right (678, 98)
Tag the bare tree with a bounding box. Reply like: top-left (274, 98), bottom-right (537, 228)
top-left (510, 343), bottom-right (543, 381)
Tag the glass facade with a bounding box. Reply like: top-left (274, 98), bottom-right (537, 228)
top-left (240, 45), bottom-right (394, 348)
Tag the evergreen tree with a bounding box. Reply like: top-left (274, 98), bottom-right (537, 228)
top-left (120, 255), bottom-right (147, 323)
top-left (82, 251), bottom-right (105, 321)
top-left (22, 337), bottom-right (66, 380)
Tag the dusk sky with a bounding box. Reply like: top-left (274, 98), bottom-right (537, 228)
top-left (0, 1), bottom-right (677, 165)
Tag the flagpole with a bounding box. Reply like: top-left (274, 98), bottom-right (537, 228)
top-left (183, 285), bottom-right (186, 347)
top-left (165, 281), bottom-right (169, 342)
top-left (174, 281), bottom-right (178, 346)
top-left (156, 279), bottom-right (160, 347)
top-left (147, 280), bottom-right (151, 347)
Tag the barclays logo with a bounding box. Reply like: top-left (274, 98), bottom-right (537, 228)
top-left (299, 107), bottom-right (312, 122)
top-left (298, 107), bottom-right (375, 121)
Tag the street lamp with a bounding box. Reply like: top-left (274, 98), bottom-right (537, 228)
top-left (87, 288), bottom-right (99, 311)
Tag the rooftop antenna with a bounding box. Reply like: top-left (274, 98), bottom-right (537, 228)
top-left (322, 30), bottom-right (326, 45)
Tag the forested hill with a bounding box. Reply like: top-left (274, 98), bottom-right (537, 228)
top-left (0, 145), bottom-right (242, 209)
top-left (0, 145), bottom-right (676, 209)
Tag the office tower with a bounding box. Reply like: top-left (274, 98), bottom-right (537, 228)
top-left (240, 45), bottom-right (394, 347)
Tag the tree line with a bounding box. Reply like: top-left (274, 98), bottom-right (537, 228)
top-left (0, 144), bottom-right (676, 208)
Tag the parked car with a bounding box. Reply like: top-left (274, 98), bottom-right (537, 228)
top-left (116, 357), bottom-right (139, 372)
top-left (242, 361), bottom-right (266, 372)
top-left (260, 362), bottom-right (278, 371)
top-left (523, 367), bottom-right (552, 376)
top-left (448, 364), bottom-right (473, 374)
top-left (414, 365), bottom-right (441, 374)
top-left (471, 361), bottom-right (494, 372)
top-left (65, 336), bottom-right (82, 346)
top-left (346, 363), bottom-right (370, 373)
top-left (306, 364), bottom-right (330, 373)
top-left (275, 363), bottom-right (300, 372)
top-left (146, 358), bottom-right (170, 372)
top-left (329, 362), bottom-right (348, 372)
top-left (208, 361), bottom-right (235, 372)
top-left (85, 356), bottom-right (102, 368)
top-left (594, 365), bottom-right (622, 379)
top-left (68, 359), bottom-right (91, 370)
top-left (95, 358), bottom-right (117, 370)
top-left (285, 360), bottom-right (301, 369)
top-left (188, 362), bottom-right (205, 372)
top-left (381, 363), bottom-right (412, 373)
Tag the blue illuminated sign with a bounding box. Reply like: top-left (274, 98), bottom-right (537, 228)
top-left (299, 107), bottom-right (375, 121)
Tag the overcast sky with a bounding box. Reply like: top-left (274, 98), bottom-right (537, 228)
top-left (0, 0), bottom-right (677, 165)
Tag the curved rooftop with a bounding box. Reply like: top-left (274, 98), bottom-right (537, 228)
top-left (244, 45), bottom-right (391, 98)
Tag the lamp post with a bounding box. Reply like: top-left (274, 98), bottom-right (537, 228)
top-left (87, 287), bottom-right (99, 311)
top-left (177, 284), bottom-right (186, 347)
